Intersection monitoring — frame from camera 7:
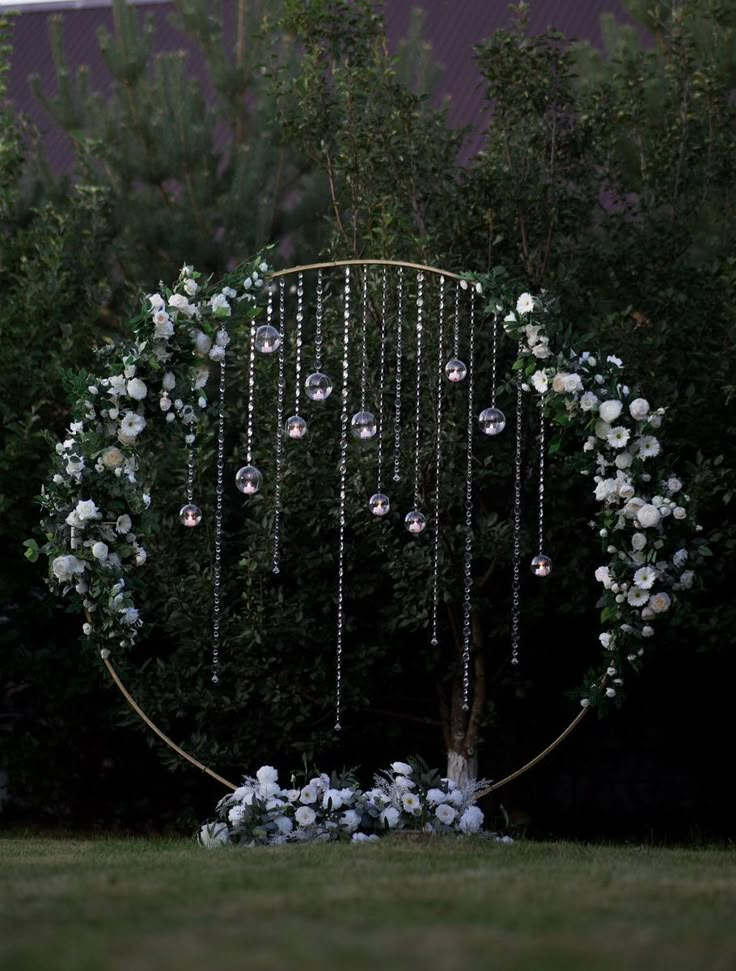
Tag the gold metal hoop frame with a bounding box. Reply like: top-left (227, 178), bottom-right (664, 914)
top-left (94, 256), bottom-right (591, 797)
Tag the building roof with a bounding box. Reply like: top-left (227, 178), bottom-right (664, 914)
top-left (5, 0), bottom-right (633, 172)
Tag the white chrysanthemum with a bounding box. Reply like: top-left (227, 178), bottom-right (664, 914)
top-left (295, 806), bottom-right (316, 827)
top-left (300, 785), bottom-right (317, 804)
top-left (256, 765), bottom-right (279, 786)
top-left (599, 400), bottom-right (623, 423)
top-left (638, 436), bottom-right (660, 459)
top-left (633, 566), bottom-right (657, 590)
top-left (607, 426), bottom-right (630, 449)
top-left (458, 805), bottom-right (484, 834)
top-left (379, 806), bottom-right (400, 829)
top-left (115, 514), bottom-right (132, 535)
top-left (580, 391), bottom-right (599, 412)
top-left (594, 566), bottom-right (613, 588)
top-left (51, 555), bottom-right (85, 583)
top-left (435, 803), bottom-right (458, 825)
top-left (629, 398), bottom-right (650, 420)
top-left (402, 792), bottom-right (421, 813)
top-left (636, 504), bottom-right (661, 528)
top-left (119, 412), bottom-right (146, 439)
top-left (648, 591), bottom-right (671, 613)
top-left (531, 370), bottom-right (548, 393)
top-left (516, 292), bottom-right (534, 314)
top-left (627, 587), bottom-right (648, 607)
top-left (426, 787), bottom-right (448, 805)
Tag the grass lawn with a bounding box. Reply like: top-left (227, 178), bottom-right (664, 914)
top-left (1, 837), bottom-right (734, 971)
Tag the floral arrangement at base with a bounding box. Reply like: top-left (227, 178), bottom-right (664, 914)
top-left (198, 759), bottom-right (514, 847)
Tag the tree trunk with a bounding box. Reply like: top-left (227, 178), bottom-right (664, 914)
top-left (446, 748), bottom-right (478, 786)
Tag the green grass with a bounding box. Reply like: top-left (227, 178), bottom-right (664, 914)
top-left (1, 837), bottom-right (734, 971)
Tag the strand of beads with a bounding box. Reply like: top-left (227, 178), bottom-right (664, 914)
top-left (531, 401), bottom-right (552, 577)
top-left (461, 289), bottom-right (476, 711)
top-left (369, 267), bottom-right (390, 517)
top-left (335, 267), bottom-right (352, 731)
top-left (478, 310), bottom-right (506, 436)
top-left (305, 269), bottom-right (333, 401)
top-left (271, 280), bottom-right (286, 574)
top-left (179, 423), bottom-right (202, 526)
top-left (285, 272), bottom-right (307, 440)
top-left (510, 340), bottom-right (524, 665)
top-left (445, 280), bottom-right (467, 383)
top-left (351, 266), bottom-right (376, 440)
top-left (211, 354), bottom-right (227, 684)
top-left (392, 268), bottom-right (404, 484)
top-left (430, 275), bottom-right (446, 646)
top-left (236, 290), bottom-right (267, 496)
top-left (405, 272), bottom-right (427, 535)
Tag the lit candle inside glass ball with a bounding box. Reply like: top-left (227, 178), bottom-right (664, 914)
top-left (235, 465), bottom-right (263, 495)
top-left (445, 358), bottom-right (468, 383)
top-left (254, 325), bottom-right (282, 354)
top-left (179, 503), bottom-right (202, 527)
top-left (531, 553), bottom-right (552, 577)
top-left (285, 415), bottom-right (308, 440)
top-left (478, 406), bottom-right (506, 436)
top-left (351, 410), bottom-right (377, 440)
top-left (404, 510), bottom-right (427, 535)
top-left (304, 372), bottom-right (333, 401)
top-left (369, 492), bottom-right (390, 517)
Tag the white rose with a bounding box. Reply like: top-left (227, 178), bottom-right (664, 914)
top-left (340, 809), bottom-right (360, 832)
top-left (51, 555), bottom-right (85, 583)
top-left (673, 506), bottom-right (687, 520)
top-left (458, 805), bottom-right (484, 834)
top-left (614, 451), bottom-right (634, 469)
top-left (648, 591), bottom-right (672, 614)
top-left (636, 504), bottom-right (661, 528)
top-left (594, 566), bottom-right (613, 588)
top-left (192, 330), bottom-right (212, 356)
top-left (562, 373), bottom-right (583, 393)
top-left (256, 765), bottom-right (279, 786)
top-left (183, 278), bottom-right (199, 296)
top-left (435, 803), bottom-right (458, 825)
top-left (667, 477), bottom-right (682, 494)
top-left (75, 499), bottom-right (99, 522)
top-left (379, 806), bottom-right (400, 829)
top-left (629, 398), bottom-right (650, 420)
top-left (599, 400), bottom-right (623, 423)
top-left (595, 419), bottom-right (611, 440)
top-left (390, 761), bottom-right (413, 776)
top-left (92, 542), bottom-right (109, 561)
top-left (580, 391), bottom-right (599, 412)
top-left (631, 532), bottom-right (647, 551)
top-left (162, 371), bottom-right (176, 391)
top-left (426, 787), bottom-right (448, 804)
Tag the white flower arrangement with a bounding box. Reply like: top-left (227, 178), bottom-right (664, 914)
top-left (199, 758), bottom-right (512, 848)
top-left (496, 285), bottom-right (706, 709)
top-left (31, 255), bottom-right (271, 657)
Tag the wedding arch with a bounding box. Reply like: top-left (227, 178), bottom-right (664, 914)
top-left (35, 253), bottom-right (702, 796)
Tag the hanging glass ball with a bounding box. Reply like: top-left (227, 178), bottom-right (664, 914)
top-left (254, 325), bottom-right (282, 353)
top-left (304, 371), bottom-right (333, 401)
top-left (285, 415), bottom-right (308, 440)
top-left (478, 406), bottom-right (507, 436)
top-left (235, 465), bottom-right (263, 495)
top-left (351, 410), bottom-right (377, 440)
top-left (179, 503), bottom-right (202, 528)
top-left (531, 553), bottom-right (552, 577)
top-left (445, 358), bottom-right (468, 383)
top-left (404, 510), bottom-right (427, 535)
top-left (369, 492), bottom-right (390, 517)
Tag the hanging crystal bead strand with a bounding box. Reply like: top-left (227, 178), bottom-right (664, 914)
top-left (285, 272), bottom-right (307, 440)
top-left (179, 425), bottom-right (202, 526)
top-left (305, 270), bottom-right (333, 401)
top-left (392, 268), bottom-right (404, 484)
top-left (510, 341), bottom-right (524, 665)
top-left (479, 312), bottom-right (506, 436)
top-left (430, 275), bottom-right (446, 646)
top-left (271, 280), bottom-right (286, 574)
top-left (531, 401), bottom-right (552, 577)
top-left (369, 267), bottom-right (390, 517)
top-left (211, 354), bottom-right (227, 685)
top-left (351, 266), bottom-right (376, 440)
top-left (445, 280), bottom-right (467, 383)
top-left (335, 267), bottom-right (352, 731)
top-left (404, 272), bottom-right (427, 535)
top-left (235, 295), bottom-right (263, 496)
top-left (461, 289), bottom-right (477, 711)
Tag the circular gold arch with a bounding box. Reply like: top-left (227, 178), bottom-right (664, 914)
top-left (95, 256), bottom-right (593, 800)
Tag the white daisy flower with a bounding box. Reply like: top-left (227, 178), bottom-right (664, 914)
top-left (633, 566), bottom-right (657, 590)
top-left (516, 292), bottom-right (535, 314)
top-left (119, 412), bottom-right (146, 439)
top-left (638, 436), bottom-right (660, 459)
top-left (607, 426), bottom-right (630, 449)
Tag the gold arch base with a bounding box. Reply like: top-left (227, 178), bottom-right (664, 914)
top-left (102, 655), bottom-right (588, 797)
